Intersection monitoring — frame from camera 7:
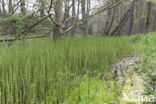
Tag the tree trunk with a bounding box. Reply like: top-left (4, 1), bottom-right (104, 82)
top-left (21, 0), bottom-right (26, 15)
top-left (53, 0), bottom-right (64, 40)
top-left (98, 1), bottom-right (101, 34)
top-left (9, 0), bottom-right (13, 14)
top-left (104, 8), bottom-right (116, 35)
top-left (103, 1), bottom-right (113, 35)
top-left (0, 0), bottom-right (2, 16)
top-left (1, 0), bottom-right (6, 16)
top-left (71, 0), bottom-right (76, 35)
top-left (40, 0), bottom-right (45, 18)
top-left (110, 0), bottom-right (136, 36)
top-left (75, 0), bottom-right (80, 30)
top-left (81, 0), bottom-right (87, 35)
top-left (144, 2), bottom-right (152, 34)
top-left (85, 0), bottom-right (90, 35)
top-left (64, 0), bottom-right (70, 36)
top-left (128, 3), bottom-right (135, 35)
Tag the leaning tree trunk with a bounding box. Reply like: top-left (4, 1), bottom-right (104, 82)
top-left (103, 0), bottom-right (116, 36)
top-left (53, 0), bottom-right (64, 40)
top-left (110, 0), bottom-right (136, 36)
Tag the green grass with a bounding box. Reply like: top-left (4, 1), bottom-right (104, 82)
top-left (0, 36), bottom-right (134, 104)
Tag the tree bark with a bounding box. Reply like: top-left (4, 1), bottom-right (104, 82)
top-left (81, 0), bottom-right (86, 35)
top-left (40, 0), bottom-right (45, 18)
top-left (81, 0), bottom-right (90, 36)
top-left (9, 0), bottom-right (13, 14)
top-left (75, 0), bottom-right (80, 30)
top-left (63, 0), bottom-right (70, 36)
top-left (144, 1), bottom-right (152, 34)
top-left (53, 0), bottom-right (64, 40)
top-left (71, 0), bottom-right (76, 35)
top-left (21, 0), bottom-right (26, 15)
top-left (110, 0), bottom-right (136, 36)
top-left (103, 1), bottom-right (113, 35)
top-left (98, 1), bottom-right (101, 34)
top-left (104, 8), bottom-right (116, 35)
top-left (128, 2), bottom-right (135, 35)
top-left (0, 0), bottom-right (2, 16)
top-left (1, 0), bottom-right (6, 16)
top-left (85, 0), bottom-right (90, 35)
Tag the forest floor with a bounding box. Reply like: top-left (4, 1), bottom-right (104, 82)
top-left (114, 33), bottom-right (156, 103)
top-left (113, 55), bottom-right (147, 104)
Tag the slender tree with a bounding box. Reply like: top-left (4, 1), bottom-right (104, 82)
top-left (71, 0), bottom-right (76, 35)
top-left (81, 0), bottom-right (86, 35)
top-left (9, 0), bottom-right (13, 14)
top-left (39, 0), bottom-right (45, 17)
top-left (0, 0), bottom-right (2, 16)
top-left (75, 0), bottom-right (80, 29)
top-left (21, 0), bottom-right (26, 15)
top-left (86, 0), bottom-right (91, 35)
top-left (144, 1), bottom-right (152, 34)
top-left (1, 0), bottom-right (6, 16)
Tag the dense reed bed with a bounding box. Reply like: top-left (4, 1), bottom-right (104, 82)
top-left (0, 36), bottom-right (134, 104)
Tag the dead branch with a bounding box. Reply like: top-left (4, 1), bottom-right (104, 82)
top-left (0, 35), bottom-right (49, 43)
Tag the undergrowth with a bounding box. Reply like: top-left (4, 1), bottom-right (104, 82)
top-left (133, 32), bottom-right (156, 103)
top-left (0, 36), bottom-right (134, 103)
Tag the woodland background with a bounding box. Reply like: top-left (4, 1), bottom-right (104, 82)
top-left (0, 0), bottom-right (155, 40)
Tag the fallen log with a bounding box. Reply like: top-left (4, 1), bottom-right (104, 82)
top-left (0, 35), bottom-right (49, 43)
